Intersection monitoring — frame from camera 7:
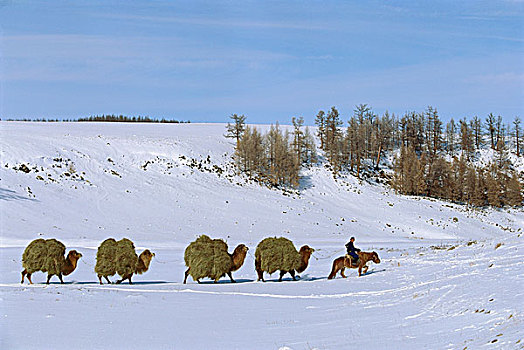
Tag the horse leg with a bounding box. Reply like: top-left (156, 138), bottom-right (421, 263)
top-left (290, 270), bottom-right (296, 281)
top-left (363, 265), bottom-right (369, 274)
top-left (358, 265), bottom-right (362, 277)
top-left (21, 269), bottom-right (27, 284)
top-left (340, 267), bottom-right (346, 278)
top-left (183, 268), bottom-right (190, 284)
top-left (227, 271), bottom-right (236, 283)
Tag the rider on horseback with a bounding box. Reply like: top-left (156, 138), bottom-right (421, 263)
top-left (345, 237), bottom-right (360, 265)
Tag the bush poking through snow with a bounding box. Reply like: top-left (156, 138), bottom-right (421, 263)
top-left (183, 235), bottom-right (248, 283)
top-left (21, 238), bottom-right (82, 284)
top-left (95, 238), bottom-right (154, 285)
top-left (255, 237), bottom-right (315, 282)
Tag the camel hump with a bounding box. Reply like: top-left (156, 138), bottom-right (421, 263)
top-left (184, 235), bottom-right (233, 282)
top-left (95, 238), bottom-right (118, 276)
top-left (255, 237), bottom-right (301, 274)
top-left (22, 238), bottom-right (66, 275)
top-left (115, 238), bottom-right (138, 277)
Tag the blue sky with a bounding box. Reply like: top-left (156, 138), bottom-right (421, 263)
top-left (0, 1), bottom-right (523, 124)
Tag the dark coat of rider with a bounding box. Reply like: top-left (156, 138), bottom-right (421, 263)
top-left (345, 240), bottom-right (360, 260)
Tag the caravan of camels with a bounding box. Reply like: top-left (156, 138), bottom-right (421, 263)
top-left (20, 236), bottom-right (380, 284)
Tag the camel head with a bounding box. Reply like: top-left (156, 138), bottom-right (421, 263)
top-left (62, 250), bottom-right (82, 276)
top-left (136, 249), bottom-right (155, 274)
top-left (233, 244), bottom-right (249, 255)
top-left (230, 244), bottom-right (249, 272)
top-left (299, 245), bottom-right (315, 258)
top-left (67, 250), bottom-right (83, 261)
top-left (296, 245), bottom-right (315, 273)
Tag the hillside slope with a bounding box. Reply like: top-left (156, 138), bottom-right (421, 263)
top-left (1, 122), bottom-right (522, 349)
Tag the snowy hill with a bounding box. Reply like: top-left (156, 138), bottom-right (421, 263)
top-left (1, 122), bottom-right (523, 349)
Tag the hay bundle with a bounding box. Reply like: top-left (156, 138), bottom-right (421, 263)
top-left (95, 238), bottom-right (138, 278)
top-left (115, 238), bottom-right (139, 277)
top-left (255, 237), bottom-right (302, 274)
top-left (94, 238), bottom-right (118, 277)
top-left (184, 235), bottom-right (233, 282)
top-left (22, 238), bottom-right (66, 275)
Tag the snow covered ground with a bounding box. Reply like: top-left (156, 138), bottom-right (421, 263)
top-left (1, 122), bottom-right (523, 349)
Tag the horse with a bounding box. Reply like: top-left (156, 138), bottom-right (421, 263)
top-left (327, 251), bottom-right (380, 279)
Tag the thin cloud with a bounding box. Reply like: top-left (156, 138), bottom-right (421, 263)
top-left (94, 13), bottom-right (327, 31)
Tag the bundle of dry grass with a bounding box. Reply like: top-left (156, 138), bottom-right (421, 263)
top-left (95, 238), bottom-right (154, 285)
top-left (255, 237), bottom-right (314, 282)
top-left (21, 238), bottom-right (82, 284)
top-left (183, 235), bottom-right (248, 283)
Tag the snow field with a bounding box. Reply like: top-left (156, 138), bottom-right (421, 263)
top-left (1, 122), bottom-right (523, 349)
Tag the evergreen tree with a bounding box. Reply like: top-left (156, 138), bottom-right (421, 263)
top-left (486, 113), bottom-right (496, 150)
top-left (315, 110), bottom-right (326, 150)
top-left (471, 116), bottom-right (483, 150)
top-left (486, 164), bottom-right (503, 207)
top-left (459, 118), bottom-right (474, 160)
top-left (325, 107), bottom-right (344, 174)
top-left (506, 171), bottom-right (523, 207)
top-left (446, 118), bottom-right (456, 155)
top-left (513, 116), bottom-right (521, 157)
top-left (225, 114), bottom-right (247, 146)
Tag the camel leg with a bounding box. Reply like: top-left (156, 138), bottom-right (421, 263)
top-left (98, 275), bottom-right (103, 285)
top-left (256, 268), bottom-right (265, 282)
top-left (128, 275), bottom-right (133, 285)
top-left (197, 279), bottom-right (201, 284)
top-left (279, 270), bottom-right (286, 282)
top-left (105, 276), bottom-right (112, 284)
top-left (227, 271), bottom-right (236, 283)
top-left (116, 276), bottom-right (124, 284)
top-left (58, 273), bottom-right (64, 284)
top-left (340, 268), bottom-right (346, 278)
top-left (27, 273), bottom-right (33, 285)
top-left (255, 259), bottom-right (265, 282)
top-left (290, 270), bottom-right (296, 281)
top-left (46, 274), bottom-right (53, 285)
top-left (183, 268), bottom-right (190, 284)
top-left (21, 269), bottom-right (27, 284)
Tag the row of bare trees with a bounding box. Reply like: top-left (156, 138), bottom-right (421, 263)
top-left (392, 146), bottom-right (522, 207)
top-left (226, 114), bottom-right (316, 188)
top-left (316, 105), bottom-right (522, 177)
top-left (226, 107), bottom-right (522, 207)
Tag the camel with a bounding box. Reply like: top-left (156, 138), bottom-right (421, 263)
top-left (255, 243), bottom-right (315, 282)
top-left (21, 238), bottom-right (83, 284)
top-left (184, 243), bottom-right (249, 284)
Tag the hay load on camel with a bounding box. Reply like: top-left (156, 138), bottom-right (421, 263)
top-left (21, 238), bottom-right (82, 284)
top-left (94, 238), bottom-right (155, 285)
top-left (183, 235), bottom-right (248, 283)
top-left (255, 237), bottom-right (314, 282)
